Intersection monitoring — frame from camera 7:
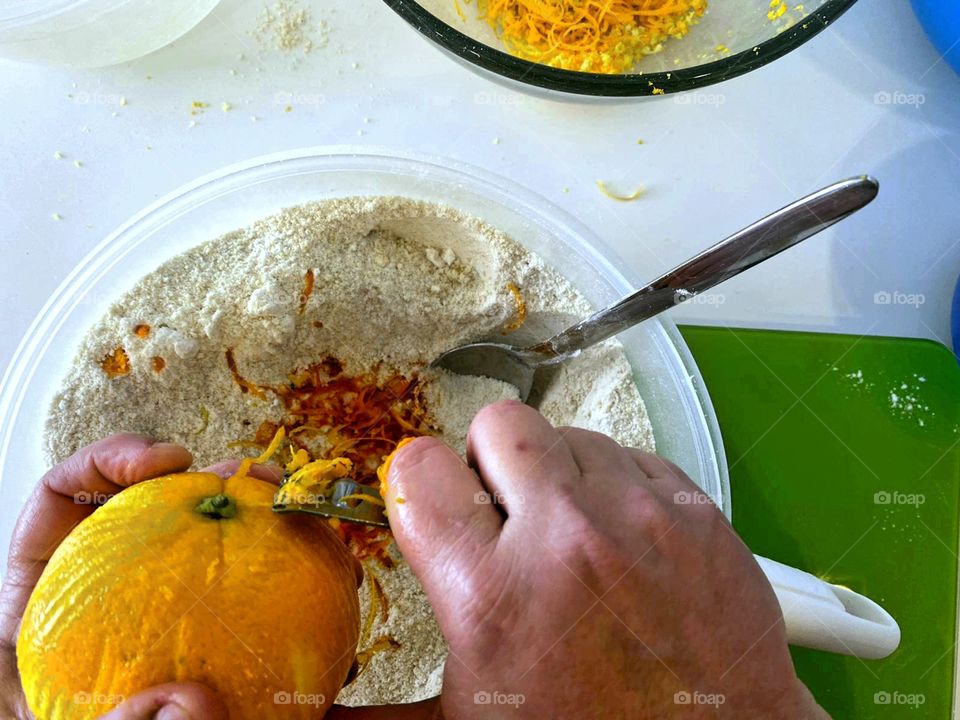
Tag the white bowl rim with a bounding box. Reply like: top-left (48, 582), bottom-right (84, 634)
top-left (0, 145), bottom-right (731, 524)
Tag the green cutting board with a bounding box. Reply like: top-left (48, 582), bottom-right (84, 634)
top-left (680, 326), bottom-right (960, 719)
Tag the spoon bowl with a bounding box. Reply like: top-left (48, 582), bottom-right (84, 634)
top-left (432, 342), bottom-right (547, 401)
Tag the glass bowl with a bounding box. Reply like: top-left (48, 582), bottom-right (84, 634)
top-left (0, 0), bottom-right (220, 67)
top-left (383, 0), bottom-right (859, 98)
top-left (0, 147), bottom-right (729, 569)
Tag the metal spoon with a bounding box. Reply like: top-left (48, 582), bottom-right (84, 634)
top-left (433, 176), bottom-right (879, 401)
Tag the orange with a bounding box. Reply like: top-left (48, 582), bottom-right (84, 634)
top-left (16, 471), bottom-right (360, 720)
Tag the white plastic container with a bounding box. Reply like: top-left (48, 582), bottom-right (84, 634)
top-left (0, 0), bottom-right (220, 67)
top-left (0, 147), bottom-right (899, 659)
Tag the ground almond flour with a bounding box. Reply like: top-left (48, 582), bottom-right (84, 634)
top-left (45, 196), bottom-right (655, 704)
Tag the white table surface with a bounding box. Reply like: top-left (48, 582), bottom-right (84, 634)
top-left (0, 0), bottom-right (958, 702)
top-left (1, 0), bottom-right (958, 374)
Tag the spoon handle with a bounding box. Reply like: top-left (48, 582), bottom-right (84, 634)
top-left (531, 176), bottom-right (879, 360)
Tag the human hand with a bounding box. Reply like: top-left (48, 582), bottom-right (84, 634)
top-left (0, 434), bottom-right (297, 720)
top-left (381, 400), bottom-right (829, 720)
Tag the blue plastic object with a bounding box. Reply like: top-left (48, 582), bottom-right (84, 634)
top-left (911, 0), bottom-right (960, 75)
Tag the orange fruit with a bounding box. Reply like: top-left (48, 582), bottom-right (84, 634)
top-left (16, 471), bottom-right (360, 720)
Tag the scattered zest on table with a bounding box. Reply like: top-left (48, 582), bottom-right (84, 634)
top-left (596, 179), bottom-right (645, 202)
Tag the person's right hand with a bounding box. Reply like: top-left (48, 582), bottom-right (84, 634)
top-left (381, 400), bottom-right (829, 720)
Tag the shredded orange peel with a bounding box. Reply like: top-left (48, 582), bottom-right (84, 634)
top-left (232, 426), bottom-right (289, 481)
top-left (479, 0), bottom-right (708, 74)
top-left (596, 180), bottom-right (645, 202)
top-left (225, 349), bottom-right (267, 400)
top-left (286, 447), bottom-right (311, 473)
top-left (275, 457), bottom-right (355, 505)
top-left (234, 426), bottom-right (409, 509)
top-left (377, 437), bottom-right (418, 503)
top-left (503, 282), bottom-right (527, 333)
top-left (100, 347), bottom-right (131, 378)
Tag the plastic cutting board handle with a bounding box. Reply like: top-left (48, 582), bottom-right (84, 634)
top-left (756, 555), bottom-right (901, 659)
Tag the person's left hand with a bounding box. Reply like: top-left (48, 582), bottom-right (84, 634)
top-left (0, 434), bottom-right (240, 720)
top-left (0, 433), bottom-right (439, 720)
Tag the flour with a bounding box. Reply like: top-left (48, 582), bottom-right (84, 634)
top-left (254, 0), bottom-right (328, 54)
top-left (45, 196), bottom-right (655, 705)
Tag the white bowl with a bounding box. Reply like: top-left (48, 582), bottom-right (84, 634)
top-left (0, 148), bottom-right (902, 662)
top-left (0, 0), bottom-right (220, 67)
top-left (0, 147), bottom-right (729, 569)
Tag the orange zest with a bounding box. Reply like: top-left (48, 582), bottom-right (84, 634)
top-left (596, 179), bottom-right (645, 202)
top-left (503, 281), bottom-right (527, 333)
top-left (479, 0), bottom-right (708, 74)
top-left (377, 436), bottom-right (418, 500)
top-left (353, 635), bottom-right (401, 680)
top-left (224, 349), bottom-right (268, 400)
top-left (100, 347), bottom-right (131, 378)
top-left (299, 269), bottom-right (315, 315)
top-left (231, 357), bottom-right (433, 566)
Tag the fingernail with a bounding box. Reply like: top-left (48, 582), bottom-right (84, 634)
top-left (154, 703), bottom-right (190, 720)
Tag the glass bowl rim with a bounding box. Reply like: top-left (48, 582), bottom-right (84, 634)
top-left (382, 0), bottom-right (859, 97)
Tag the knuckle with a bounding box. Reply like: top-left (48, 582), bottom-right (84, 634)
top-left (545, 495), bottom-right (630, 576)
top-left (627, 486), bottom-right (677, 537)
top-left (561, 426), bottom-right (622, 452)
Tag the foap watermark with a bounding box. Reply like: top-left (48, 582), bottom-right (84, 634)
top-left (73, 691), bottom-right (126, 706)
top-left (273, 691), bottom-right (326, 707)
top-left (473, 690), bottom-right (525, 708)
top-left (873, 90), bottom-right (925, 108)
top-left (273, 90), bottom-right (326, 107)
top-left (677, 290), bottom-right (726, 307)
top-left (673, 490), bottom-right (715, 507)
top-left (72, 90), bottom-right (125, 107)
top-left (674, 91), bottom-right (726, 107)
top-left (674, 690), bottom-right (726, 708)
top-left (874, 491), bottom-right (925, 508)
top-left (874, 690), bottom-right (925, 708)
top-left (279, 490), bottom-right (329, 505)
top-left (74, 490), bottom-right (116, 505)
top-left (473, 90), bottom-right (525, 106)
top-left (873, 290), bottom-right (925, 308)
top-left (474, 490), bottom-right (524, 506)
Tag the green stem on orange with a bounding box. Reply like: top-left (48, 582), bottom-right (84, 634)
top-left (195, 494), bottom-right (237, 519)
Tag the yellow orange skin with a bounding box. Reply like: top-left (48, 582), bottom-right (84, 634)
top-left (16, 472), bottom-right (360, 720)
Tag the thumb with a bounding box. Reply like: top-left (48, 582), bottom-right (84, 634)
top-left (100, 682), bottom-right (228, 720)
top-left (384, 437), bottom-right (501, 619)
